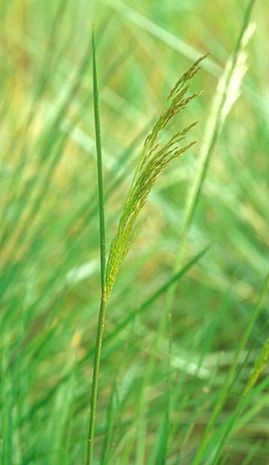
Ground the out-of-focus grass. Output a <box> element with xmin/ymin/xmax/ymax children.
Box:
<box><xmin>0</xmin><ymin>1</ymin><xmax>269</xmax><ymax>464</ymax></box>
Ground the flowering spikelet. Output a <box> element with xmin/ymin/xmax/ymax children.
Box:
<box><xmin>105</xmin><ymin>56</ymin><xmax>205</xmax><ymax>298</ymax></box>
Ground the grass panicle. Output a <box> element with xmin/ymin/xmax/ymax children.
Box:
<box><xmin>105</xmin><ymin>56</ymin><xmax>205</xmax><ymax>298</ymax></box>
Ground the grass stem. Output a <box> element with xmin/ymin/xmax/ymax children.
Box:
<box><xmin>86</xmin><ymin>30</ymin><xmax>107</xmax><ymax>465</ymax></box>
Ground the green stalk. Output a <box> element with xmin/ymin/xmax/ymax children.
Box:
<box><xmin>86</xmin><ymin>31</ymin><xmax>107</xmax><ymax>465</ymax></box>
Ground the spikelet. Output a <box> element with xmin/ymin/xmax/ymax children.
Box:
<box><xmin>105</xmin><ymin>56</ymin><xmax>205</xmax><ymax>299</ymax></box>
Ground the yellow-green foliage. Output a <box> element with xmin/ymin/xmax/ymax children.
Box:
<box><xmin>105</xmin><ymin>57</ymin><xmax>205</xmax><ymax>299</ymax></box>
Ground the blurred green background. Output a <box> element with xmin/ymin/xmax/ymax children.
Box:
<box><xmin>1</xmin><ymin>1</ymin><xmax>269</xmax><ymax>464</ymax></box>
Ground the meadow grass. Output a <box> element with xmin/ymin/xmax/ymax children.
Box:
<box><xmin>1</xmin><ymin>1</ymin><xmax>269</xmax><ymax>464</ymax></box>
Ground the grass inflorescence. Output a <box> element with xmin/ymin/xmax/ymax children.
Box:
<box><xmin>105</xmin><ymin>56</ymin><xmax>205</xmax><ymax>299</ymax></box>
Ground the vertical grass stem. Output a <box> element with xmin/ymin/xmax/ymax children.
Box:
<box><xmin>86</xmin><ymin>30</ymin><xmax>107</xmax><ymax>465</ymax></box>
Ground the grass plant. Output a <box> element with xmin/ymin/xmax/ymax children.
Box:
<box><xmin>88</xmin><ymin>31</ymin><xmax>205</xmax><ymax>464</ymax></box>
<box><xmin>1</xmin><ymin>1</ymin><xmax>269</xmax><ymax>465</ymax></box>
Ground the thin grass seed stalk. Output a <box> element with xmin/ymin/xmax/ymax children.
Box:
<box><xmin>87</xmin><ymin>47</ymin><xmax>205</xmax><ymax>465</ymax></box>
<box><xmin>105</xmin><ymin>55</ymin><xmax>206</xmax><ymax>298</ymax></box>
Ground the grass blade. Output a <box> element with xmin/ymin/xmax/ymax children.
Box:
<box><xmin>190</xmin><ymin>268</ymin><xmax>269</xmax><ymax>465</ymax></box>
